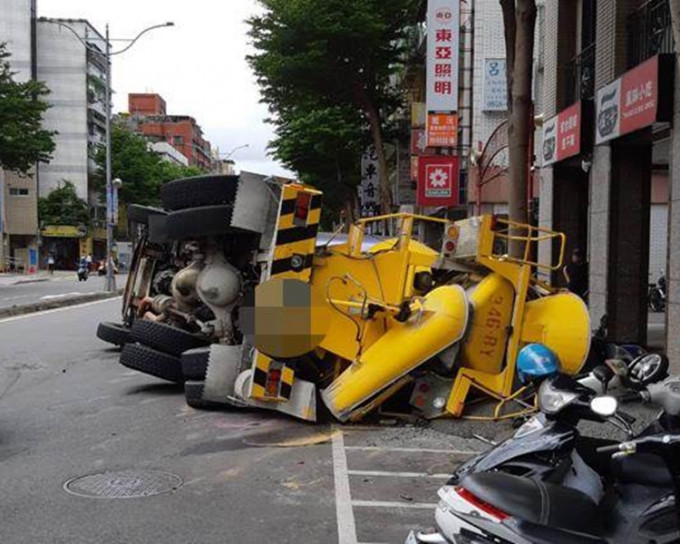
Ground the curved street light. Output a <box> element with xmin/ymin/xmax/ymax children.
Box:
<box><xmin>48</xmin><ymin>20</ymin><xmax>174</xmax><ymax>292</ymax></box>
<box><xmin>224</xmin><ymin>144</ymin><xmax>250</xmax><ymax>159</ymax></box>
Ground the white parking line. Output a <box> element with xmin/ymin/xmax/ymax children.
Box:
<box><xmin>332</xmin><ymin>428</ymin><xmax>358</xmax><ymax>544</ymax></box>
<box><xmin>344</xmin><ymin>446</ymin><xmax>478</xmax><ymax>455</ymax></box>
<box><xmin>348</xmin><ymin>470</ymin><xmax>449</xmax><ymax>479</ymax></box>
<box><xmin>352</xmin><ymin>500</ymin><xmax>438</xmax><ymax>509</ymax></box>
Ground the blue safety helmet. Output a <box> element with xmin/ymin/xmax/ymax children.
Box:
<box><xmin>517</xmin><ymin>344</ymin><xmax>560</xmax><ymax>384</ymax></box>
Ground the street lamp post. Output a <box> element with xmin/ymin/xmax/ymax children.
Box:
<box><xmin>224</xmin><ymin>144</ymin><xmax>250</xmax><ymax>159</ymax></box>
<box><xmin>49</xmin><ymin>20</ymin><xmax>174</xmax><ymax>292</ymax></box>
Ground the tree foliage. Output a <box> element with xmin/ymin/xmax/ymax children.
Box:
<box><xmin>0</xmin><ymin>42</ymin><xmax>56</xmax><ymax>174</ymax></box>
<box><xmin>95</xmin><ymin>122</ymin><xmax>204</xmax><ymax>206</ymax></box>
<box><xmin>271</xmin><ymin>102</ymin><xmax>367</xmax><ymax>226</ymax></box>
<box><xmin>247</xmin><ymin>0</ymin><xmax>419</xmax><ymax>215</ymax></box>
<box><xmin>38</xmin><ymin>181</ymin><xmax>90</xmax><ymax>226</ymax></box>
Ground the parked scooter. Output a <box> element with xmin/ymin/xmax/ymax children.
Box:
<box><xmin>408</xmin><ymin>351</ymin><xmax>673</xmax><ymax>544</ymax></box>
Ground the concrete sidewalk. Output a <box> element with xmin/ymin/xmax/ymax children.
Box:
<box><xmin>0</xmin><ymin>270</ymin><xmax>75</xmax><ymax>287</ymax></box>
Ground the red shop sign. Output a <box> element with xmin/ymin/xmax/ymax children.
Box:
<box><xmin>417</xmin><ymin>156</ymin><xmax>460</xmax><ymax>207</ymax></box>
<box><xmin>596</xmin><ymin>54</ymin><xmax>674</xmax><ymax>144</ymax></box>
<box><xmin>542</xmin><ymin>102</ymin><xmax>582</xmax><ymax>166</ymax></box>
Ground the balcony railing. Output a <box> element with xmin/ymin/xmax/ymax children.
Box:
<box><xmin>565</xmin><ymin>43</ymin><xmax>596</xmax><ymax>105</ymax></box>
<box><xmin>627</xmin><ymin>0</ymin><xmax>674</xmax><ymax>69</ymax></box>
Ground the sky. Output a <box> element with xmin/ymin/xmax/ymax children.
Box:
<box><xmin>38</xmin><ymin>0</ymin><xmax>293</xmax><ymax>177</ymax></box>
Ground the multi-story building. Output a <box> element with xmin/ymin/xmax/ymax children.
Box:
<box><xmin>538</xmin><ymin>0</ymin><xmax>679</xmax><ymax>363</ymax></box>
<box><xmin>36</xmin><ymin>18</ymin><xmax>108</xmax><ymax>205</ymax></box>
<box><xmin>0</xmin><ymin>0</ymin><xmax>40</xmax><ymax>272</ymax></box>
<box><xmin>127</xmin><ymin>93</ymin><xmax>212</xmax><ymax>170</ymax></box>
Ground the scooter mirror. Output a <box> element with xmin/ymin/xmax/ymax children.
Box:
<box><xmin>591</xmin><ymin>396</ymin><xmax>618</xmax><ymax>417</ymax></box>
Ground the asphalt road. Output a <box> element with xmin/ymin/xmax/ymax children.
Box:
<box><xmin>0</xmin><ymin>299</ymin><xmax>479</xmax><ymax>544</ymax></box>
<box><xmin>0</xmin><ymin>274</ymin><xmax>127</xmax><ymax>310</ymax></box>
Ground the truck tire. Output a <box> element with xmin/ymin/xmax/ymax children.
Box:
<box><xmin>130</xmin><ymin>320</ymin><xmax>209</xmax><ymax>357</ymax></box>
<box><xmin>160</xmin><ymin>175</ymin><xmax>239</xmax><ymax>211</ymax></box>
<box><xmin>184</xmin><ymin>380</ymin><xmax>227</xmax><ymax>410</ymax></box>
<box><xmin>164</xmin><ymin>205</ymin><xmax>237</xmax><ymax>240</ymax></box>
<box><xmin>120</xmin><ymin>343</ymin><xmax>184</xmax><ymax>383</ymax></box>
<box><xmin>127</xmin><ymin>204</ymin><xmax>167</xmax><ymax>226</ymax></box>
<box><xmin>96</xmin><ymin>322</ymin><xmax>131</xmax><ymax>347</ymax></box>
<box><xmin>182</xmin><ymin>347</ymin><xmax>211</xmax><ymax>380</ymax></box>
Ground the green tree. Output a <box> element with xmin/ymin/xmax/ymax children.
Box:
<box><xmin>0</xmin><ymin>42</ymin><xmax>56</xmax><ymax>173</ymax></box>
<box><xmin>271</xmin><ymin>102</ymin><xmax>367</xmax><ymax>226</ymax></box>
<box><xmin>94</xmin><ymin>123</ymin><xmax>204</xmax><ymax>206</ymax></box>
<box><xmin>38</xmin><ymin>181</ymin><xmax>90</xmax><ymax>226</ymax></box>
<box><xmin>248</xmin><ymin>0</ymin><xmax>418</xmax><ymax>214</ymax></box>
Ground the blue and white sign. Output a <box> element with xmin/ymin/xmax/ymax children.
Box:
<box><xmin>108</xmin><ymin>183</ymin><xmax>119</xmax><ymax>225</ymax></box>
<box><xmin>482</xmin><ymin>58</ymin><xmax>508</xmax><ymax>111</ymax></box>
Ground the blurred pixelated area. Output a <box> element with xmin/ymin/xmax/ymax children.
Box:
<box><xmin>241</xmin><ymin>278</ymin><xmax>330</xmax><ymax>358</ymax></box>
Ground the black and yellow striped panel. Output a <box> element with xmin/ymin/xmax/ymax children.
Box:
<box><xmin>269</xmin><ymin>186</ymin><xmax>322</xmax><ymax>281</ymax></box>
<box><xmin>250</xmin><ymin>352</ymin><xmax>295</xmax><ymax>401</ymax></box>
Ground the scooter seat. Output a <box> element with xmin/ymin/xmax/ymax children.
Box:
<box><xmin>461</xmin><ymin>472</ymin><xmax>601</xmax><ymax>535</ymax></box>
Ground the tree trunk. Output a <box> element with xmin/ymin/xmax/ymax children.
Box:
<box><xmin>505</xmin><ymin>0</ymin><xmax>536</xmax><ymax>257</ymax></box>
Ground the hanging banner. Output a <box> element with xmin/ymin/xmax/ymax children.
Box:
<box><xmin>595</xmin><ymin>54</ymin><xmax>674</xmax><ymax>144</ymax></box>
<box><xmin>426</xmin><ymin>0</ymin><xmax>460</xmax><ymax>113</ymax></box>
<box><xmin>360</xmin><ymin>148</ymin><xmax>381</xmax><ymax>217</ymax></box>
<box><xmin>417</xmin><ymin>155</ymin><xmax>460</xmax><ymax>207</ymax></box>
<box><xmin>108</xmin><ymin>184</ymin><xmax>119</xmax><ymax>225</ymax></box>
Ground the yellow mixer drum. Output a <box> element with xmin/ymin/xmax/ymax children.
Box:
<box><xmin>520</xmin><ymin>292</ymin><xmax>591</xmax><ymax>375</ymax></box>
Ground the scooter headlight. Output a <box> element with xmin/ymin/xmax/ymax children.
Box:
<box><xmin>538</xmin><ymin>379</ymin><xmax>578</xmax><ymax>414</ymax></box>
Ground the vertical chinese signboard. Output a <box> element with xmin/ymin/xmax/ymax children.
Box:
<box><xmin>417</xmin><ymin>156</ymin><xmax>460</xmax><ymax>207</ymax></box>
<box><xmin>482</xmin><ymin>59</ymin><xmax>507</xmax><ymax>111</ymax></box>
<box><xmin>595</xmin><ymin>54</ymin><xmax>673</xmax><ymax>145</ymax></box>
<box><xmin>542</xmin><ymin>102</ymin><xmax>582</xmax><ymax>166</ymax></box>
<box><xmin>360</xmin><ymin>148</ymin><xmax>381</xmax><ymax>217</ymax></box>
<box><xmin>426</xmin><ymin>0</ymin><xmax>460</xmax><ymax>148</ymax></box>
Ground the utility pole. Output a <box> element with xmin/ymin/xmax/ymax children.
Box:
<box><xmin>104</xmin><ymin>23</ymin><xmax>115</xmax><ymax>292</ymax></box>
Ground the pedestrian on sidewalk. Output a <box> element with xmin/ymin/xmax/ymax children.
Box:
<box><xmin>46</xmin><ymin>254</ymin><xmax>55</xmax><ymax>275</ymax></box>
<box><xmin>563</xmin><ymin>248</ymin><xmax>588</xmax><ymax>302</ymax></box>
<box><xmin>86</xmin><ymin>253</ymin><xmax>93</xmax><ymax>271</ymax></box>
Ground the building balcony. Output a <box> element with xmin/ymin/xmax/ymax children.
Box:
<box><xmin>87</xmin><ymin>108</ymin><xmax>107</xmax><ymax>130</ymax></box>
<box><xmin>565</xmin><ymin>43</ymin><xmax>596</xmax><ymax>106</ymax></box>
<box><xmin>627</xmin><ymin>0</ymin><xmax>674</xmax><ymax>69</ymax></box>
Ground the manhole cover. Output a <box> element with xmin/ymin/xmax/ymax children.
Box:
<box><xmin>64</xmin><ymin>470</ymin><xmax>182</xmax><ymax>499</ymax></box>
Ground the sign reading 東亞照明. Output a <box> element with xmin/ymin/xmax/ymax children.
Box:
<box><xmin>426</xmin><ymin>0</ymin><xmax>460</xmax><ymax>147</ymax></box>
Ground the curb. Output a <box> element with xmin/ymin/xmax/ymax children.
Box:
<box><xmin>12</xmin><ymin>278</ymin><xmax>50</xmax><ymax>286</ymax></box>
<box><xmin>0</xmin><ymin>290</ymin><xmax>123</xmax><ymax>319</ymax></box>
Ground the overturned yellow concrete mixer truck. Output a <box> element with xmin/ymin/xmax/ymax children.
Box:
<box><xmin>108</xmin><ymin>174</ymin><xmax>591</xmax><ymax>422</ymax></box>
